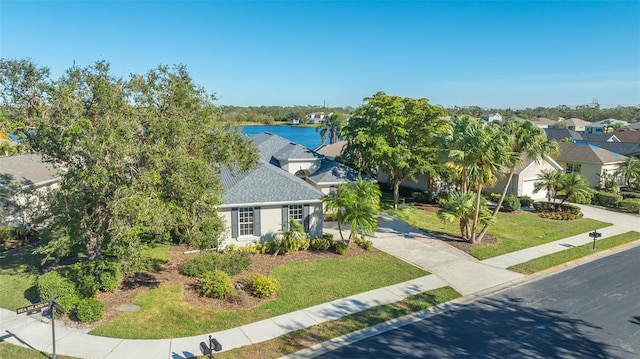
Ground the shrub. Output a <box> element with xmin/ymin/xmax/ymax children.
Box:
<box><xmin>56</xmin><ymin>295</ymin><xmax>80</xmax><ymax>315</ymax></box>
<box><xmin>620</xmin><ymin>198</ymin><xmax>640</xmax><ymax>214</ymax></box>
<box><xmin>591</xmin><ymin>191</ymin><xmax>622</xmax><ymax>208</ymax></box>
<box><xmin>310</xmin><ymin>236</ymin><xmax>333</xmax><ymax>251</ymax></box>
<box><xmin>200</xmin><ymin>270</ymin><xmax>234</xmax><ymax>299</ymax></box>
<box><xmin>76</xmin><ymin>298</ymin><xmax>104</xmax><ymax>322</ymax></box>
<box><xmin>501</xmin><ymin>195</ymin><xmax>521</xmax><ymax>212</ymax></box>
<box><xmin>69</xmin><ymin>260</ymin><xmax>123</xmax><ymax>297</ymax></box>
<box><xmin>322</xmin><ymin>233</ymin><xmax>334</xmax><ymax>241</ymax></box>
<box><xmin>245</xmin><ymin>273</ymin><xmax>279</xmax><ymax>298</ymax></box>
<box><xmin>539</xmin><ymin>211</ymin><xmax>583</xmax><ymax>220</ymax></box>
<box><xmin>518</xmin><ymin>196</ymin><xmax>534</xmax><ymax>208</ymax></box>
<box><xmin>36</xmin><ymin>270</ymin><xmax>79</xmax><ymax>302</ymax></box>
<box><xmin>360</xmin><ymin>239</ymin><xmax>373</xmax><ymax>251</ymax></box>
<box><xmin>570</xmin><ymin>188</ymin><xmax>595</xmax><ymax>204</ymax></box>
<box><xmin>621</xmin><ymin>191</ymin><xmax>640</xmax><ymax>199</ymax></box>
<box><xmin>182</xmin><ymin>250</ymin><xmax>251</xmax><ymax>277</ymax></box>
<box><xmin>334</xmin><ymin>241</ymin><xmax>349</xmax><ymax>255</ymax></box>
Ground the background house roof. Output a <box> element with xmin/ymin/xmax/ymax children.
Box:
<box><xmin>308</xmin><ymin>158</ymin><xmax>361</xmax><ymax>184</ymax></box>
<box><xmin>220</xmin><ymin>159</ymin><xmax>324</xmax><ymax>206</ymax></box>
<box><xmin>314</xmin><ymin>140</ymin><xmax>347</xmax><ymax>159</ymax></box>
<box><xmin>252</xmin><ymin>132</ymin><xmax>321</xmax><ymax>165</ymax></box>
<box><xmin>558</xmin><ymin>142</ymin><xmax>627</xmax><ymax>165</ymax></box>
<box><xmin>574</xmin><ymin>141</ymin><xmax>640</xmax><ymax>158</ymax></box>
<box><xmin>0</xmin><ymin>153</ymin><xmax>60</xmax><ymax>189</ymax></box>
<box><xmin>563</xmin><ymin>118</ymin><xmax>591</xmax><ymax>127</ymax></box>
<box><xmin>510</xmin><ymin>155</ymin><xmax>562</xmax><ymax>175</ymax></box>
<box><xmin>544</xmin><ymin>128</ymin><xmax>584</xmax><ymax>142</ymax></box>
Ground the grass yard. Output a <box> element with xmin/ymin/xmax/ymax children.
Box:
<box><xmin>213</xmin><ymin>286</ymin><xmax>461</xmax><ymax>359</ymax></box>
<box><xmin>0</xmin><ymin>342</ymin><xmax>80</xmax><ymax>359</ymax></box>
<box><xmin>390</xmin><ymin>206</ymin><xmax>611</xmax><ymax>260</ymax></box>
<box><xmin>508</xmin><ymin>231</ymin><xmax>640</xmax><ymax>274</ymax></box>
<box><xmin>0</xmin><ymin>248</ymin><xmax>43</xmax><ymax>310</ymax></box>
<box><xmin>91</xmin><ymin>252</ymin><xmax>428</xmax><ymax>339</ymax></box>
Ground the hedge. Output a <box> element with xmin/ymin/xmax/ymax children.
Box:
<box><xmin>591</xmin><ymin>191</ymin><xmax>622</xmax><ymax>208</ymax></box>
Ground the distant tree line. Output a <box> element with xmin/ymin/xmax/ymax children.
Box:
<box><xmin>447</xmin><ymin>105</ymin><xmax>640</xmax><ymax>123</ymax></box>
<box><xmin>220</xmin><ymin>105</ymin><xmax>353</xmax><ymax>125</ymax></box>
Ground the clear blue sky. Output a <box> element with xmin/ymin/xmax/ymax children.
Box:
<box><xmin>1</xmin><ymin>1</ymin><xmax>639</xmax><ymax>109</ymax></box>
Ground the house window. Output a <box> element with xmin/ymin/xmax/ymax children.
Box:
<box><xmin>289</xmin><ymin>204</ymin><xmax>303</xmax><ymax>224</ymax></box>
<box><xmin>565</xmin><ymin>163</ymin><xmax>581</xmax><ymax>174</ymax></box>
<box><xmin>238</xmin><ymin>208</ymin><xmax>254</xmax><ymax>236</ymax></box>
<box><xmin>329</xmin><ymin>185</ymin><xmax>337</xmax><ymax>195</ymax></box>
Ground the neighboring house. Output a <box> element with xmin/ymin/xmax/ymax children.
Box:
<box><xmin>557</xmin><ymin>142</ymin><xmax>627</xmax><ymax>188</ymax></box>
<box><xmin>627</xmin><ymin>122</ymin><xmax>640</xmax><ymax>130</ymax></box>
<box><xmin>481</xmin><ymin>113</ymin><xmax>502</xmax><ymax>124</ymax></box>
<box><xmin>314</xmin><ymin>140</ymin><xmax>347</xmax><ymax>160</ymax></box>
<box><xmin>486</xmin><ymin>155</ymin><xmax>563</xmax><ymax>200</ymax></box>
<box><xmin>529</xmin><ymin>117</ymin><xmax>558</xmax><ymax>129</ymax></box>
<box><xmin>0</xmin><ymin>153</ymin><xmax>61</xmax><ymax>225</ymax></box>
<box><xmin>585</xmin><ymin>119</ymin><xmax>629</xmax><ymax>134</ymax></box>
<box><xmin>544</xmin><ymin>128</ymin><xmax>584</xmax><ymax>142</ymax></box>
<box><xmin>597</xmin><ymin>128</ymin><xmax>640</xmax><ymax>144</ymax></box>
<box><xmin>578</xmin><ymin>141</ymin><xmax>640</xmax><ymax>159</ymax></box>
<box><xmin>219</xmin><ymin>160</ymin><xmax>325</xmax><ymax>246</ymax></box>
<box><xmin>562</xmin><ymin>118</ymin><xmax>591</xmax><ymax>132</ymax></box>
<box><xmin>306</xmin><ymin>112</ymin><xmax>332</xmax><ymax>124</ymax></box>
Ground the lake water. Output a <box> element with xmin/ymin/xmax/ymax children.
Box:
<box><xmin>240</xmin><ymin>125</ymin><xmax>323</xmax><ymax>149</ymax></box>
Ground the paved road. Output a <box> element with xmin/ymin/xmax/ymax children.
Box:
<box><xmin>310</xmin><ymin>245</ymin><xmax>640</xmax><ymax>359</ymax></box>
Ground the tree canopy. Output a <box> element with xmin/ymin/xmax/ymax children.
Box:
<box><xmin>0</xmin><ymin>59</ymin><xmax>259</xmax><ymax>272</ymax></box>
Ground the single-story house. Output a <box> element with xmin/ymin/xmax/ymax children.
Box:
<box><xmin>557</xmin><ymin>142</ymin><xmax>627</xmax><ymax>188</ymax></box>
<box><xmin>486</xmin><ymin>155</ymin><xmax>563</xmax><ymax>200</ymax></box>
<box><xmin>481</xmin><ymin>113</ymin><xmax>503</xmax><ymax>124</ymax></box>
<box><xmin>529</xmin><ymin>117</ymin><xmax>558</xmax><ymax>129</ymax></box>
<box><xmin>0</xmin><ymin>153</ymin><xmax>61</xmax><ymax>226</ymax></box>
<box><xmin>585</xmin><ymin>119</ymin><xmax>629</xmax><ymax>134</ymax></box>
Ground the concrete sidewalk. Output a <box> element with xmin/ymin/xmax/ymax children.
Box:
<box><xmin>1</xmin><ymin>204</ymin><xmax>637</xmax><ymax>359</ymax></box>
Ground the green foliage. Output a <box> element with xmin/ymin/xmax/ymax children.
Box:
<box><xmin>437</xmin><ymin>191</ymin><xmax>494</xmax><ymax>241</ymax></box>
<box><xmin>274</xmin><ymin>218</ymin><xmax>309</xmax><ymax>254</ymax></box>
<box><xmin>354</xmin><ymin>237</ymin><xmax>373</xmax><ymax>251</ymax></box>
<box><xmin>620</xmin><ymin>199</ymin><xmax>640</xmax><ymax>214</ymax></box>
<box><xmin>310</xmin><ymin>236</ymin><xmax>333</xmax><ymax>251</ymax></box>
<box><xmin>501</xmin><ymin>195</ymin><xmax>521</xmax><ymax>212</ymax></box>
<box><xmin>70</xmin><ymin>260</ymin><xmax>123</xmax><ymax>297</ymax></box>
<box><xmin>199</xmin><ymin>270</ymin><xmax>233</xmax><ymax>299</ymax></box>
<box><xmin>245</xmin><ymin>272</ymin><xmax>280</xmax><ymax>298</ymax></box>
<box><xmin>334</xmin><ymin>241</ymin><xmax>349</xmax><ymax>255</ymax></box>
<box><xmin>518</xmin><ymin>196</ymin><xmax>534</xmax><ymax>208</ymax></box>
<box><xmin>621</xmin><ymin>191</ymin><xmax>640</xmax><ymax>199</ymax></box>
<box><xmin>538</xmin><ymin>211</ymin><xmax>584</xmax><ymax>220</ymax></box>
<box><xmin>181</xmin><ymin>250</ymin><xmax>251</xmax><ymax>277</ymax></box>
<box><xmin>592</xmin><ymin>191</ymin><xmax>622</xmax><ymax>208</ymax></box>
<box><xmin>56</xmin><ymin>295</ymin><xmax>80</xmax><ymax>314</ymax></box>
<box><xmin>36</xmin><ymin>270</ymin><xmax>79</xmax><ymax>302</ymax></box>
<box><xmin>570</xmin><ymin>188</ymin><xmax>595</xmax><ymax>204</ymax></box>
<box><xmin>76</xmin><ymin>298</ymin><xmax>105</xmax><ymax>323</ymax></box>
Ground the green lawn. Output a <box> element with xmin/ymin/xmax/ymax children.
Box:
<box><xmin>0</xmin><ymin>248</ymin><xmax>43</xmax><ymax>310</ymax></box>
<box><xmin>91</xmin><ymin>252</ymin><xmax>428</xmax><ymax>339</ymax></box>
<box><xmin>0</xmin><ymin>342</ymin><xmax>80</xmax><ymax>359</ymax></box>
<box><xmin>390</xmin><ymin>206</ymin><xmax>612</xmax><ymax>260</ymax></box>
<box><xmin>508</xmin><ymin>231</ymin><xmax>640</xmax><ymax>274</ymax></box>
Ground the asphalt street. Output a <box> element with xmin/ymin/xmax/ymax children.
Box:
<box><xmin>313</xmin><ymin>245</ymin><xmax>640</xmax><ymax>359</ymax></box>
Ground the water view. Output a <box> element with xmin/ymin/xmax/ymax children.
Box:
<box><xmin>240</xmin><ymin>125</ymin><xmax>323</xmax><ymax>149</ymax></box>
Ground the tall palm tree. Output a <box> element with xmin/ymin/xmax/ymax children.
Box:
<box><xmin>615</xmin><ymin>157</ymin><xmax>640</xmax><ymax>188</ymax></box>
<box><xmin>316</xmin><ymin>112</ymin><xmax>346</xmax><ymax>145</ymax></box>
<box><xmin>558</xmin><ymin>172</ymin><xmax>591</xmax><ymax>205</ymax></box>
<box><xmin>533</xmin><ymin>169</ymin><xmax>564</xmax><ymax>206</ymax></box>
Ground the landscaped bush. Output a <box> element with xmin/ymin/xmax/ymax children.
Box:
<box><xmin>310</xmin><ymin>236</ymin><xmax>333</xmax><ymax>251</ymax></box>
<box><xmin>68</xmin><ymin>260</ymin><xmax>123</xmax><ymax>297</ymax></box>
<box><xmin>36</xmin><ymin>270</ymin><xmax>79</xmax><ymax>302</ymax></box>
<box><xmin>591</xmin><ymin>191</ymin><xmax>622</xmax><ymax>208</ymax></box>
<box><xmin>538</xmin><ymin>211</ymin><xmax>584</xmax><ymax>220</ymax></box>
<box><xmin>620</xmin><ymin>198</ymin><xmax>640</xmax><ymax>214</ymax></box>
<box><xmin>411</xmin><ymin>191</ymin><xmax>429</xmax><ymax>203</ymax></box>
<box><xmin>56</xmin><ymin>295</ymin><xmax>80</xmax><ymax>314</ymax></box>
<box><xmin>501</xmin><ymin>195</ymin><xmax>521</xmax><ymax>212</ymax></box>
<box><xmin>245</xmin><ymin>273</ymin><xmax>279</xmax><ymax>298</ymax></box>
<box><xmin>200</xmin><ymin>270</ymin><xmax>234</xmax><ymax>299</ymax></box>
<box><xmin>621</xmin><ymin>191</ymin><xmax>640</xmax><ymax>199</ymax></box>
<box><xmin>518</xmin><ymin>196</ymin><xmax>534</xmax><ymax>208</ymax></box>
<box><xmin>334</xmin><ymin>241</ymin><xmax>349</xmax><ymax>255</ymax></box>
<box><xmin>533</xmin><ymin>202</ymin><xmax>583</xmax><ymax>220</ymax></box>
<box><xmin>360</xmin><ymin>239</ymin><xmax>373</xmax><ymax>251</ymax></box>
<box><xmin>181</xmin><ymin>250</ymin><xmax>251</xmax><ymax>277</ymax></box>
<box><xmin>76</xmin><ymin>298</ymin><xmax>104</xmax><ymax>323</ymax></box>
<box><xmin>570</xmin><ymin>188</ymin><xmax>595</xmax><ymax>204</ymax></box>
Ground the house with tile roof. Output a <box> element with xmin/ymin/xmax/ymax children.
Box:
<box><xmin>557</xmin><ymin>142</ymin><xmax>627</xmax><ymax>188</ymax></box>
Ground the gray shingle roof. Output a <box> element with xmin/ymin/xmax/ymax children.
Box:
<box><xmin>558</xmin><ymin>142</ymin><xmax>627</xmax><ymax>165</ymax></box>
<box><xmin>544</xmin><ymin>128</ymin><xmax>583</xmax><ymax>142</ymax></box>
<box><xmin>0</xmin><ymin>154</ymin><xmax>60</xmax><ymax>189</ymax></box>
<box><xmin>252</xmin><ymin>132</ymin><xmax>320</xmax><ymax>164</ymax></box>
<box><xmin>220</xmin><ymin>159</ymin><xmax>324</xmax><ymax>207</ymax></box>
<box><xmin>308</xmin><ymin>158</ymin><xmax>361</xmax><ymax>184</ymax></box>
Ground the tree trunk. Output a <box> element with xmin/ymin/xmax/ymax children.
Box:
<box><xmin>85</xmin><ymin>234</ymin><xmax>102</xmax><ymax>260</ymax></box>
<box><xmin>492</xmin><ymin>169</ymin><xmax>515</xmax><ymax>217</ymax></box>
<box><xmin>393</xmin><ymin>180</ymin><xmax>401</xmax><ymax>210</ymax></box>
<box><xmin>470</xmin><ymin>179</ymin><xmax>483</xmax><ymax>244</ymax></box>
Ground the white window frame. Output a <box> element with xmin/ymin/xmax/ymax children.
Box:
<box><xmin>238</xmin><ymin>207</ymin><xmax>254</xmax><ymax>236</ymax></box>
<box><xmin>289</xmin><ymin>204</ymin><xmax>303</xmax><ymax>224</ymax></box>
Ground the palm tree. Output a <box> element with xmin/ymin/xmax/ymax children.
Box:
<box><xmin>558</xmin><ymin>172</ymin><xmax>591</xmax><ymax>205</ymax></box>
<box><xmin>615</xmin><ymin>157</ymin><xmax>640</xmax><ymax>188</ymax></box>
<box><xmin>316</xmin><ymin>112</ymin><xmax>346</xmax><ymax>145</ymax></box>
<box><xmin>437</xmin><ymin>191</ymin><xmax>494</xmax><ymax>241</ymax></box>
<box><xmin>322</xmin><ymin>176</ymin><xmax>381</xmax><ymax>244</ymax></box>
<box><xmin>533</xmin><ymin>169</ymin><xmax>564</xmax><ymax>207</ymax></box>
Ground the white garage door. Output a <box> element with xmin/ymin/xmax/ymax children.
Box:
<box><xmin>522</xmin><ymin>179</ymin><xmax>546</xmax><ymax>200</ymax></box>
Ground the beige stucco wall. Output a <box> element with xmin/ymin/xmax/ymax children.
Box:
<box><xmin>280</xmin><ymin>159</ymin><xmax>320</xmax><ymax>175</ymax></box>
<box><xmin>556</xmin><ymin>161</ymin><xmax>622</xmax><ymax>188</ymax></box>
<box><xmin>221</xmin><ymin>202</ymin><xmax>324</xmax><ymax>247</ymax></box>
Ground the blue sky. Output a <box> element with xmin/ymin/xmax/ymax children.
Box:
<box><xmin>1</xmin><ymin>1</ymin><xmax>639</xmax><ymax>109</ymax></box>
